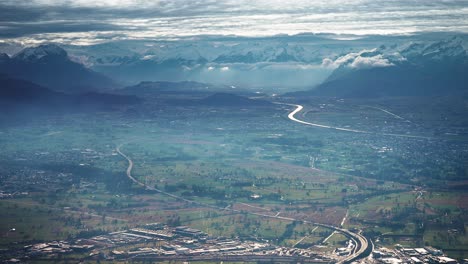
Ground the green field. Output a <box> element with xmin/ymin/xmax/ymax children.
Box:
<box><xmin>1</xmin><ymin>95</ymin><xmax>467</xmax><ymax>260</ymax></box>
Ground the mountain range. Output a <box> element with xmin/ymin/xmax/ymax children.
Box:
<box><xmin>60</xmin><ymin>36</ymin><xmax>365</xmax><ymax>87</ymax></box>
<box><xmin>1</xmin><ymin>36</ymin><xmax>467</xmax><ymax>102</ymax></box>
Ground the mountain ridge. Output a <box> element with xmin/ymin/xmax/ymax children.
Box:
<box><xmin>0</xmin><ymin>44</ymin><xmax>118</xmax><ymax>93</ymax></box>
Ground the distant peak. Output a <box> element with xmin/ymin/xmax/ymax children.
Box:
<box><xmin>448</xmin><ymin>35</ymin><xmax>464</xmax><ymax>45</ymax></box>
<box><xmin>421</xmin><ymin>38</ymin><xmax>466</xmax><ymax>59</ymax></box>
<box><xmin>430</xmin><ymin>37</ymin><xmax>464</xmax><ymax>50</ymax></box>
<box><xmin>13</xmin><ymin>44</ymin><xmax>68</xmax><ymax>61</ymax></box>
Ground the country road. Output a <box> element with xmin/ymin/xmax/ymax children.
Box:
<box><xmin>365</xmin><ymin>105</ymin><xmax>413</xmax><ymax>124</ymax></box>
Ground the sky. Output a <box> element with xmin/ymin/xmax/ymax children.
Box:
<box><xmin>1</xmin><ymin>0</ymin><xmax>468</xmax><ymax>45</ymax></box>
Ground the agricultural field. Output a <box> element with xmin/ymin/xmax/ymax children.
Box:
<box><xmin>1</xmin><ymin>94</ymin><xmax>467</xmax><ymax>260</ymax></box>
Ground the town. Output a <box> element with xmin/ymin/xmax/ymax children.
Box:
<box><xmin>5</xmin><ymin>221</ymin><xmax>464</xmax><ymax>264</ymax></box>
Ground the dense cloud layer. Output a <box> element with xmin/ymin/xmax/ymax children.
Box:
<box><xmin>0</xmin><ymin>0</ymin><xmax>468</xmax><ymax>44</ymax></box>
<box><xmin>322</xmin><ymin>49</ymin><xmax>396</xmax><ymax>69</ymax></box>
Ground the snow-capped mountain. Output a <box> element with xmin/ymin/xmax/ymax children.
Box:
<box><xmin>62</xmin><ymin>35</ymin><xmax>368</xmax><ymax>69</ymax></box>
<box><xmin>0</xmin><ymin>44</ymin><xmax>117</xmax><ymax>92</ymax></box>
<box><xmin>13</xmin><ymin>44</ymin><xmax>68</xmax><ymax>62</ymax></box>
<box><xmin>400</xmin><ymin>37</ymin><xmax>467</xmax><ymax>61</ymax></box>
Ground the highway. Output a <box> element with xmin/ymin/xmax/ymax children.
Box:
<box><xmin>116</xmin><ymin>142</ymin><xmax>372</xmax><ymax>263</ymax></box>
<box><xmin>281</xmin><ymin>102</ymin><xmax>433</xmax><ymax>140</ymax></box>
<box><xmin>285</xmin><ymin>103</ymin><xmax>368</xmax><ymax>133</ymax></box>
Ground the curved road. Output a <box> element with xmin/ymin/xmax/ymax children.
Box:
<box><xmin>282</xmin><ymin>103</ymin><xmax>432</xmax><ymax>140</ymax></box>
<box><xmin>116</xmin><ymin>142</ymin><xmax>371</xmax><ymax>263</ymax></box>
<box><xmin>287</xmin><ymin>104</ymin><xmax>368</xmax><ymax>133</ymax></box>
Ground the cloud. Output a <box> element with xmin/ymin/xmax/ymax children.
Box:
<box><xmin>321</xmin><ymin>58</ymin><xmax>335</xmax><ymax>68</ymax></box>
<box><xmin>220</xmin><ymin>66</ymin><xmax>230</xmax><ymax>71</ymax></box>
<box><xmin>0</xmin><ymin>0</ymin><xmax>467</xmax><ymax>43</ymax></box>
<box><xmin>323</xmin><ymin>48</ymin><xmax>395</xmax><ymax>69</ymax></box>
<box><xmin>348</xmin><ymin>54</ymin><xmax>393</xmax><ymax>69</ymax></box>
<box><xmin>141</xmin><ymin>55</ymin><xmax>155</xmax><ymax>60</ymax></box>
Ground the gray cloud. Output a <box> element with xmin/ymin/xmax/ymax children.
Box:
<box><xmin>0</xmin><ymin>20</ymin><xmax>125</xmax><ymax>38</ymax></box>
<box><xmin>1</xmin><ymin>0</ymin><xmax>468</xmax><ymax>44</ymax></box>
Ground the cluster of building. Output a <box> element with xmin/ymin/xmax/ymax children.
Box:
<box><xmin>0</xmin><ymin>165</ymin><xmax>74</xmax><ymax>194</ymax></box>
<box><xmin>0</xmin><ymin>191</ymin><xmax>28</xmax><ymax>199</ymax></box>
<box><xmin>18</xmin><ymin>240</ymin><xmax>95</xmax><ymax>259</ymax></box>
<box><xmin>335</xmin><ymin>240</ymin><xmax>355</xmax><ymax>256</ymax></box>
<box><xmin>373</xmin><ymin>245</ymin><xmax>460</xmax><ymax>264</ymax></box>
<box><xmin>7</xmin><ymin>222</ymin><xmax>334</xmax><ymax>263</ymax></box>
<box><xmin>91</xmin><ymin>223</ymin><xmax>332</xmax><ymax>261</ymax></box>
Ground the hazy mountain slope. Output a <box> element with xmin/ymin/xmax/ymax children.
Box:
<box><xmin>0</xmin><ymin>75</ymin><xmax>140</xmax><ymax>111</ymax></box>
<box><xmin>291</xmin><ymin>37</ymin><xmax>468</xmax><ymax>98</ymax></box>
<box><xmin>314</xmin><ymin>62</ymin><xmax>468</xmax><ymax>98</ymax></box>
<box><xmin>196</xmin><ymin>93</ymin><xmax>272</xmax><ymax>107</ymax></box>
<box><xmin>118</xmin><ymin>81</ymin><xmax>217</xmax><ymax>95</ymax></box>
<box><xmin>118</xmin><ymin>81</ymin><xmax>257</xmax><ymax>98</ymax></box>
